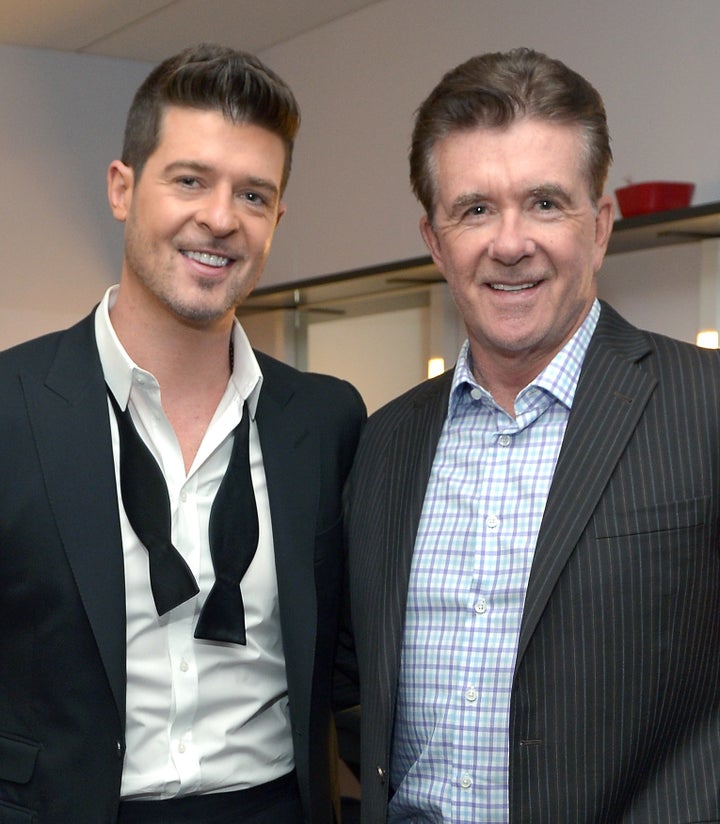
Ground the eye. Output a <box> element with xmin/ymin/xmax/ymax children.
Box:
<box><xmin>243</xmin><ymin>191</ymin><xmax>266</xmax><ymax>205</ymax></box>
<box><xmin>536</xmin><ymin>198</ymin><xmax>556</xmax><ymax>210</ymax></box>
<box><xmin>176</xmin><ymin>176</ymin><xmax>201</xmax><ymax>189</ymax></box>
<box><xmin>239</xmin><ymin>189</ymin><xmax>278</xmax><ymax>211</ymax></box>
<box><xmin>463</xmin><ymin>204</ymin><xmax>487</xmax><ymax>219</ymax></box>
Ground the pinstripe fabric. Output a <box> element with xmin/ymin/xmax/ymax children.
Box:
<box><xmin>345</xmin><ymin>301</ymin><xmax>720</xmax><ymax>823</ymax></box>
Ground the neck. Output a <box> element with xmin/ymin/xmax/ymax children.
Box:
<box><xmin>110</xmin><ymin>287</ymin><xmax>235</xmax><ymax>393</ymax></box>
<box><xmin>470</xmin><ymin>351</ymin><xmax>546</xmax><ymax>419</ymax></box>
<box><xmin>111</xmin><ymin>306</ymin><xmax>236</xmax><ymax>472</ymax></box>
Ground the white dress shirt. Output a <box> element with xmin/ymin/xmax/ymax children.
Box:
<box><xmin>95</xmin><ymin>286</ymin><xmax>294</xmax><ymax>800</ymax></box>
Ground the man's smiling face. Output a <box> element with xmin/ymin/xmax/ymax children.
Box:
<box><xmin>421</xmin><ymin>116</ymin><xmax>613</xmax><ymax>380</ymax></box>
<box><xmin>108</xmin><ymin>105</ymin><xmax>286</xmax><ymax>328</ymax></box>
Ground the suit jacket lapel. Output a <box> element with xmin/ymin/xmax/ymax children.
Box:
<box><xmin>516</xmin><ymin>304</ymin><xmax>656</xmax><ymax>664</ymax></box>
<box><xmin>376</xmin><ymin>374</ymin><xmax>452</xmax><ymax>698</ymax></box>
<box><xmin>254</xmin><ymin>366</ymin><xmax>318</xmax><ymax>715</ymax></box>
<box><xmin>21</xmin><ymin>314</ymin><xmax>126</xmax><ymax>720</ymax></box>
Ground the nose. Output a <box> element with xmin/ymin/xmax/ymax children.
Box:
<box><xmin>488</xmin><ymin>211</ymin><xmax>535</xmax><ymax>264</ymax></box>
<box><xmin>195</xmin><ymin>187</ymin><xmax>240</xmax><ymax>237</ymax></box>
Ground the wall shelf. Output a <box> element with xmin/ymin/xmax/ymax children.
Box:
<box><xmin>607</xmin><ymin>200</ymin><xmax>720</xmax><ymax>255</ymax></box>
<box><xmin>240</xmin><ymin>201</ymin><xmax>720</xmax><ymax>316</ymax></box>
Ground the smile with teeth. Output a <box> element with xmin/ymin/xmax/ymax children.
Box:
<box><xmin>182</xmin><ymin>250</ymin><xmax>231</xmax><ymax>268</ymax></box>
<box><xmin>490</xmin><ymin>281</ymin><xmax>538</xmax><ymax>292</ymax></box>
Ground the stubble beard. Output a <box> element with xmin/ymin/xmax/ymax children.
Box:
<box><xmin>124</xmin><ymin>225</ymin><xmax>259</xmax><ymax>325</ymax></box>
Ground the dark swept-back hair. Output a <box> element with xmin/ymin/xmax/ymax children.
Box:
<box><xmin>121</xmin><ymin>43</ymin><xmax>300</xmax><ymax>193</ymax></box>
<box><xmin>410</xmin><ymin>47</ymin><xmax>612</xmax><ymax>217</ymax></box>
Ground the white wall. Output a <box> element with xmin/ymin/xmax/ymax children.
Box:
<box><xmin>261</xmin><ymin>0</ymin><xmax>720</xmax><ymax>288</ymax></box>
<box><xmin>257</xmin><ymin>0</ymin><xmax>720</xmax><ymax>348</ymax></box>
<box><xmin>598</xmin><ymin>245</ymin><xmax>703</xmax><ymax>344</ymax></box>
<box><xmin>308</xmin><ymin>306</ymin><xmax>429</xmax><ymax>413</ymax></box>
<box><xmin>3</xmin><ymin>0</ymin><xmax>720</xmax><ymax>348</ymax></box>
<box><xmin>0</xmin><ymin>45</ymin><xmax>151</xmax><ymax>347</ymax></box>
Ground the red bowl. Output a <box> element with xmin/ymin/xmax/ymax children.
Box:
<box><xmin>615</xmin><ymin>181</ymin><xmax>694</xmax><ymax>218</ymax></box>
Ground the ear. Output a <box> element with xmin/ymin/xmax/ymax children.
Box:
<box><xmin>419</xmin><ymin>213</ymin><xmax>445</xmax><ymax>272</ymax></box>
<box><xmin>592</xmin><ymin>194</ymin><xmax>615</xmax><ymax>272</ymax></box>
<box><xmin>107</xmin><ymin>160</ymin><xmax>134</xmax><ymax>222</ymax></box>
<box><xmin>275</xmin><ymin>201</ymin><xmax>286</xmax><ymax>227</ymax></box>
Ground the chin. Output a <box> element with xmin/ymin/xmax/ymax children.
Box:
<box><xmin>168</xmin><ymin>298</ymin><xmax>232</xmax><ymax>325</ymax></box>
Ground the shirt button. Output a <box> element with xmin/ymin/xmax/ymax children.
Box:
<box><xmin>460</xmin><ymin>774</ymin><xmax>473</xmax><ymax>789</ymax></box>
<box><xmin>470</xmin><ymin>388</ymin><xmax>482</xmax><ymax>401</ymax></box>
<box><xmin>474</xmin><ymin>598</ymin><xmax>488</xmax><ymax>615</ymax></box>
<box><xmin>180</xmin><ymin>659</ymin><xmax>189</xmax><ymax>672</ymax></box>
<box><xmin>498</xmin><ymin>434</ymin><xmax>511</xmax><ymax>447</ymax></box>
<box><xmin>465</xmin><ymin>687</ymin><xmax>478</xmax><ymax>702</ymax></box>
<box><xmin>486</xmin><ymin>514</ymin><xmax>499</xmax><ymax>530</ymax></box>
<box><xmin>178</xmin><ymin>741</ymin><xmax>186</xmax><ymax>754</ymax></box>
<box><xmin>180</xmin><ymin>491</ymin><xmax>188</xmax><ymax>503</ymax></box>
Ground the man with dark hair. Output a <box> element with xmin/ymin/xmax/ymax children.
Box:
<box><xmin>345</xmin><ymin>47</ymin><xmax>720</xmax><ymax>822</ymax></box>
<box><xmin>121</xmin><ymin>44</ymin><xmax>299</xmax><ymax>191</ymax></box>
<box><xmin>0</xmin><ymin>44</ymin><xmax>364</xmax><ymax>823</ymax></box>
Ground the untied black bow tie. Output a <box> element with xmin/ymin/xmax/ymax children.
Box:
<box><xmin>108</xmin><ymin>391</ymin><xmax>259</xmax><ymax>644</ymax></box>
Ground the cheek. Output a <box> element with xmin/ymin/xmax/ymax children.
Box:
<box><xmin>445</xmin><ymin>272</ymin><xmax>483</xmax><ymax>315</ymax></box>
<box><xmin>440</xmin><ymin>244</ymin><xmax>482</xmax><ymax>288</ymax></box>
<box><xmin>551</xmin><ymin>234</ymin><xmax>596</xmax><ymax>278</ymax></box>
<box><xmin>248</xmin><ymin>220</ymin><xmax>277</xmax><ymax>253</ymax></box>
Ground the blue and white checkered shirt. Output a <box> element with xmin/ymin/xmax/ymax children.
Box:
<box><xmin>389</xmin><ymin>301</ymin><xmax>600</xmax><ymax>823</ymax></box>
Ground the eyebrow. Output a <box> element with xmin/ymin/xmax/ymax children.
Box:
<box><xmin>447</xmin><ymin>191</ymin><xmax>488</xmax><ymax>220</ymax></box>
<box><xmin>447</xmin><ymin>183</ymin><xmax>573</xmax><ymax>219</ymax></box>
<box><xmin>527</xmin><ymin>184</ymin><xmax>572</xmax><ymax>202</ymax></box>
<box><xmin>163</xmin><ymin>160</ymin><xmax>280</xmax><ymax>198</ymax></box>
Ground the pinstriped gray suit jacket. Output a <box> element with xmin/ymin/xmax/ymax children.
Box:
<box><xmin>345</xmin><ymin>301</ymin><xmax>720</xmax><ymax>823</ymax></box>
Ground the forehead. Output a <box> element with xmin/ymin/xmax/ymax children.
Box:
<box><xmin>151</xmin><ymin>105</ymin><xmax>285</xmax><ymax>170</ymax></box>
<box><xmin>432</xmin><ymin>119</ymin><xmax>587</xmax><ymax>192</ymax></box>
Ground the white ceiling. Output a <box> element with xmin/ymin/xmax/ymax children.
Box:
<box><xmin>0</xmin><ymin>0</ymin><xmax>381</xmax><ymax>62</ymax></box>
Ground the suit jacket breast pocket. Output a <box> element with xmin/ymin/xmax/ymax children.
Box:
<box><xmin>590</xmin><ymin>496</ymin><xmax>713</xmax><ymax>603</ymax></box>
<box><xmin>593</xmin><ymin>496</ymin><xmax>709</xmax><ymax>541</ymax></box>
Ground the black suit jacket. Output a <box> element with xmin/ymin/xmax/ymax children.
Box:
<box><xmin>0</xmin><ymin>311</ymin><xmax>365</xmax><ymax>824</ymax></box>
<box><xmin>345</xmin><ymin>302</ymin><xmax>720</xmax><ymax>823</ymax></box>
